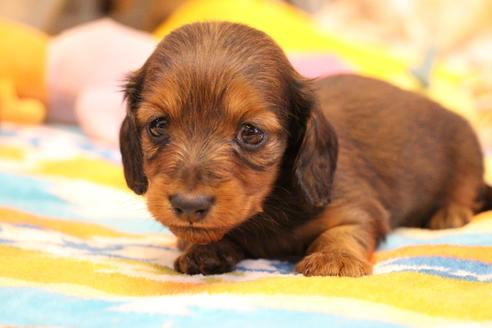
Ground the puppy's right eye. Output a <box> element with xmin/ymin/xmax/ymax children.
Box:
<box><xmin>147</xmin><ymin>117</ymin><xmax>169</xmax><ymax>140</ymax></box>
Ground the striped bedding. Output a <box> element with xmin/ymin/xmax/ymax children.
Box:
<box><xmin>1</xmin><ymin>123</ymin><xmax>491</xmax><ymax>327</ymax></box>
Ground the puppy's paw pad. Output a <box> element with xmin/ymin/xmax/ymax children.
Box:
<box><xmin>174</xmin><ymin>245</ymin><xmax>235</xmax><ymax>275</ymax></box>
<box><xmin>296</xmin><ymin>252</ymin><xmax>371</xmax><ymax>277</ymax></box>
<box><xmin>429</xmin><ymin>204</ymin><xmax>472</xmax><ymax>230</ymax></box>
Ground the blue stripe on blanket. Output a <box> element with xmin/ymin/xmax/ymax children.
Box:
<box><xmin>0</xmin><ymin>173</ymin><xmax>72</xmax><ymax>217</ymax></box>
<box><xmin>0</xmin><ymin>172</ymin><xmax>162</xmax><ymax>233</ymax></box>
<box><xmin>0</xmin><ymin>287</ymin><xmax>402</xmax><ymax>328</ymax></box>
<box><xmin>377</xmin><ymin>256</ymin><xmax>492</xmax><ymax>282</ymax></box>
<box><xmin>380</xmin><ymin>233</ymin><xmax>492</xmax><ymax>250</ymax></box>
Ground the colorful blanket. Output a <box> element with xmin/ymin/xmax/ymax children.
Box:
<box><xmin>1</xmin><ymin>123</ymin><xmax>492</xmax><ymax>327</ymax></box>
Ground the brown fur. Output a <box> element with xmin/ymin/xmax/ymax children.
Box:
<box><xmin>120</xmin><ymin>22</ymin><xmax>491</xmax><ymax>277</ymax></box>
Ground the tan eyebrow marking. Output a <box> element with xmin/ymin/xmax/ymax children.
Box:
<box><xmin>243</xmin><ymin>111</ymin><xmax>282</xmax><ymax>133</ymax></box>
<box><xmin>136</xmin><ymin>104</ymin><xmax>167</xmax><ymax>125</ymax></box>
<box><xmin>136</xmin><ymin>78</ymin><xmax>182</xmax><ymax>124</ymax></box>
<box><xmin>225</xmin><ymin>79</ymin><xmax>282</xmax><ymax>133</ymax></box>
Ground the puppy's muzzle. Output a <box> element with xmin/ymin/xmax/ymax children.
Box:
<box><xmin>169</xmin><ymin>193</ymin><xmax>215</xmax><ymax>223</ymax></box>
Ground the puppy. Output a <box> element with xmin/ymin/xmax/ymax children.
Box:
<box><xmin>120</xmin><ymin>22</ymin><xmax>492</xmax><ymax>276</ymax></box>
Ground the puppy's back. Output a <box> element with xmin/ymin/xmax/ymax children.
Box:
<box><xmin>315</xmin><ymin>74</ymin><xmax>484</xmax><ymax>227</ymax></box>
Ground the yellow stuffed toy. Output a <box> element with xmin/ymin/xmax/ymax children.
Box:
<box><xmin>0</xmin><ymin>19</ymin><xmax>47</xmax><ymax>124</ymax></box>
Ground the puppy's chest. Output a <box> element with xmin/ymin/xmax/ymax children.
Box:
<box><xmin>229</xmin><ymin>219</ymin><xmax>311</xmax><ymax>259</ymax></box>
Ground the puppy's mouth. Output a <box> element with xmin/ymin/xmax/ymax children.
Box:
<box><xmin>169</xmin><ymin>225</ymin><xmax>228</xmax><ymax>244</ymax></box>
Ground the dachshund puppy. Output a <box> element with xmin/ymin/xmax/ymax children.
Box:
<box><xmin>120</xmin><ymin>22</ymin><xmax>492</xmax><ymax>276</ymax></box>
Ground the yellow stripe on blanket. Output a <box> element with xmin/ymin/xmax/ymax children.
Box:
<box><xmin>0</xmin><ymin>146</ymin><xmax>25</xmax><ymax>160</ymax></box>
<box><xmin>33</xmin><ymin>157</ymin><xmax>127</xmax><ymax>190</ymax></box>
<box><xmin>0</xmin><ymin>246</ymin><xmax>187</xmax><ymax>295</ymax></box>
<box><xmin>0</xmin><ymin>207</ymin><xmax>134</xmax><ymax>238</ymax></box>
<box><xmin>376</xmin><ymin>245</ymin><xmax>492</xmax><ymax>263</ymax></box>
<box><xmin>192</xmin><ymin>274</ymin><xmax>492</xmax><ymax>321</ymax></box>
<box><xmin>1</xmin><ymin>245</ymin><xmax>491</xmax><ymax>321</ymax></box>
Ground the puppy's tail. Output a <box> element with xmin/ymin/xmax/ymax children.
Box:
<box><xmin>476</xmin><ymin>184</ymin><xmax>492</xmax><ymax>213</ymax></box>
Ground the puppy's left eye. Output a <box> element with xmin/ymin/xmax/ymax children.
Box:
<box><xmin>237</xmin><ymin>123</ymin><xmax>266</xmax><ymax>150</ymax></box>
<box><xmin>147</xmin><ymin>117</ymin><xmax>169</xmax><ymax>140</ymax></box>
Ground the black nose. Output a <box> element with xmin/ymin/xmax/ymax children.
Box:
<box><xmin>169</xmin><ymin>193</ymin><xmax>214</xmax><ymax>222</ymax></box>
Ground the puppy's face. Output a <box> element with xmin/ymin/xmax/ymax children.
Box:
<box><xmin>120</xmin><ymin>23</ymin><xmax>338</xmax><ymax>244</ymax></box>
<box><xmin>137</xmin><ymin>74</ymin><xmax>287</xmax><ymax>244</ymax></box>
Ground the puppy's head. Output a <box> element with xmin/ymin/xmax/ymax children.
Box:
<box><xmin>120</xmin><ymin>22</ymin><xmax>337</xmax><ymax>243</ymax></box>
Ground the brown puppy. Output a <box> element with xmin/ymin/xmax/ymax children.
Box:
<box><xmin>120</xmin><ymin>22</ymin><xmax>492</xmax><ymax>277</ymax></box>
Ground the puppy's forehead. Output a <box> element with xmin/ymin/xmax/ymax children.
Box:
<box><xmin>133</xmin><ymin>22</ymin><xmax>302</xmax><ymax>134</ymax></box>
<box><xmin>138</xmin><ymin>72</ymin><xmax>283</xmax><ymax>133</ymax></box>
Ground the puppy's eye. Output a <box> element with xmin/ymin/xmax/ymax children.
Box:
<box><xmin>147</xmin><ymin>117</ymin><xmax>169</xmax><ymax>139</ymax></box>
<box><xmin>237</xmin><ymin>123</ymin><xmax>265</xmax><ymax>149</ymax></box>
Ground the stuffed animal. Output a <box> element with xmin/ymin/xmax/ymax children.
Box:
<box><xmin>0</xmin><ymin>20</ymin><xmax>47</xmax><ymax>124</ymax></box>
<box><xmin>0</xmin><ymin>79</ymin><xmax>45</xmax><ymax>123</ymax></box>
<box><xmin>47</xmin><ymin>18</ymin><xmax>157</xmax><ymax>144</ymax></box>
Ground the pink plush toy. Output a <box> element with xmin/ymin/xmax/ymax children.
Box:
<box><xmin>47</xmin><ymin>19</ymin><xmax>349</xmax><ymax>146</ymax></box>
<box><xmin>288</xmin><ymin>53</ymin><xmax>350</xmax><ymax>79</ymax></box>
<box><xmin>47</xmin><ymin>19</ymin><xmax>156</xmax><ymax>144</ymax></box>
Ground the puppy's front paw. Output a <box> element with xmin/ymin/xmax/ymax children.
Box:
<box><xmin>174</xmin><ymin>243</ymin><xmax>238</xmax><ymax>275</ymax></box>
<box><xmin>296</xmin><ymin>251</ymin><xmax>372</xmax><ymax>277</ymax></box>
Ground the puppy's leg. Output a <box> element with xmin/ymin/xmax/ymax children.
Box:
<box><xmin>428</xmin><ymin>171</ymin><xmax>481</xmax><ymax>230</ymax></box>
<box><xmin>429</xmin><ymin>130</ymin><xmax>483</xmax><ymax>230</ymax></box>
<box><xmin>174</xmin><ymin>239</ymin><xmax>245</xmax><ymax>275</ymax></box>
<box><xmin>296</xmin><ymin>202</ymin><xmax>389</xmax><ymax>277</ymax></box>
<box><xmin>428</xmin><ymin>203</ymin><xmax>473</xmax><ymax>230</ymax></box>
<box><xmin>429</xmin><ymin>164</ymin><xmax>482</xmax><ymax>229</ymax></box>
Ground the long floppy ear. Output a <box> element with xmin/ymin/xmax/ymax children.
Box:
<box><xmin>290</xmin><ymin>79</ymin><xmax>338</xmax><ymax>208</ymax></box>
<box><xmin>119</xmin><ymin>68</ymin><xmax>148</xmax><ymax>195</ymax></box>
